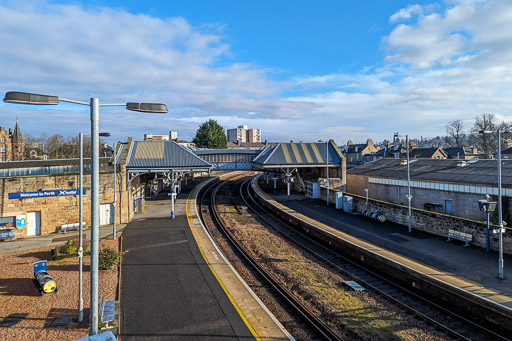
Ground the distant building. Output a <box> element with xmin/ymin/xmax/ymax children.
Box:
<box><xmin>227</xmin><ymin>125</ymin><xmax>261</xmax><ymax>143</ymax></box>
<box><xmin>144</xmin><ymin>134</ymin><xmax>169</xmax><ymax>141</ymax></box>
<box><xmin>227</xmin><ymin>140</ymin><xmax>275</xmax><ymax>150</ymax></box>
<box><xmin>169</xmin><ymin>131</ymin><xmax>178</xmax><ymax>140</ymax></box>
<box><xmin>342</xmin><ymin>138</ymin><xmax>379</xmax><ymax>167</ymax></box>
<box><xmin>0</xmin><ymin>119</ymin><xmax>24</xmax><ymax>162</ymax></box>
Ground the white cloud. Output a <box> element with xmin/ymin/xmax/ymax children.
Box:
<box><xmin>389</xmin><ymin>4</ymin><xmax>424</xmax><ymax>22</ymax></box>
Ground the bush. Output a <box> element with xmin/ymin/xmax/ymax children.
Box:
<box><xmin>99</xmin><ymin>247</ymin><xmax>120</xmax><ymax>270</ymax></box>
<box><xmin>59</xmin><ymin>240</ymin><xmax>78</xmax><ymax>255</ymax></box>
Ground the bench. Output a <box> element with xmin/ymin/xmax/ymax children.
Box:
<box><xmin>447</xmin><ymin>229</ymin><xmax>472</xmax><ymax>247</ymax></box>
<box><xmin>59</xmin><ymin>222</ymin><xmax>86</xmax><ymax>233</ymax></box>
<box><xmin>0</xmin><ymin>231</ymin><xmax>15</xmax><ymax>241</ymax></box>
<box><xmin>98</xmin><ymin>295</ymin><xmax>115</xmax><ymax>330</ymax></box>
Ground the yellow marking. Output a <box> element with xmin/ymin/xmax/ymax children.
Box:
<box><xmin>311</xmin><ymin>143</ymin><xmax>324</xmax><ymax>163</ymax></box>
<box><xmin>281</xmin><ymin>144</ymin><xmax>292</xmax><ymax>164</ymax></box>
<box><xmin>134</xmin><ymin>141</ymin><xmax>164</xmax><ymax>159</ymax></box>
<box><xmin>300</xmin><ymin>143</ymin><xmax>313</xmax><ymax>163</ymax></box>
<box><xmin>290</xmin><ymin>143</ymin><xmax>303</xmax><ymax>163</ymax></box>
<box><xmin>186</xmin><ymin>185</ymin><xmax>260</xmax><ymax>340</ymax></box>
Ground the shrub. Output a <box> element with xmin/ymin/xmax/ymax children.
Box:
<box><xmin>99</xmin><ymin>247</ymin><xmax>120</xmax><ymax>270</ymax></box>
<box><xmin>59</xmin><ymin>240</ymin><xmax>78</xmax><ymax>255</ymax></box>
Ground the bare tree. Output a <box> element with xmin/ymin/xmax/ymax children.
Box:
<box><xmin>445</xmin><ymin>119</ymin><xmax>465</xmax><ymax>147</ymax></box>
<box><xmin>470</xmin><ymin>113</ymin><xmax>497</xmax><ymax>154</ymax></box>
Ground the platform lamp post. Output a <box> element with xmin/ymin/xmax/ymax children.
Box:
<box><xmin>326</xmin><ymin>140</ymin><xmax>329</xmax><ymax>206</ymax></box>
<box><xmin>3</xmin><ymin>91</ymin><xmax>168</xmax><ymax>335</ymax></box>
<box><xmin>394</xmin><ymin>133</ymin><xmax>412</xmax><ymax>233</ymax></box>
<box><xmin>480</xmin><ymin>129</ymin><xmax>508</xmax><ymax>280</ymax></box>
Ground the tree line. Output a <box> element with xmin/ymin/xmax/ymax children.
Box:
<box><xmin>444</xmin><ymin>113</ymin><xmax>511</xmax><ymax>154</ymax></box>
<box><xmin>23</xmin><ymin>133</ymin><xmax>110</xmax><ymax>160</ymax></box>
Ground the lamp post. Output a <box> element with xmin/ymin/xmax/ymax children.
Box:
<box><xmin>3</xmin><ymin>91</ymin><xmax>167</xmax><ymax>334</ymax></box>
<box><xmin>480</xmin><ymin>129</ymin><xmax>506</xmax><ymax>279</ymax></box>
<box><xmin>113</xmin><ymin>142</ymin><xmax>117</xmax><ymax>239</ymax></box>
<box><xmin>395</xmin><ymin>133</ymin><xmax>412</xmax><ymax>232</ymax></box>
<box><xmin>326</xmin><ymin>140</ymin><xmax>329</xmax><ymax>206</ymax></box>
<box><xmin>78</xmin><ymin>132</ymin><xmax>84</xmax><ymax>323</ymax></box>
<box><xmin>365</xmin><ymin>188</ymin><xmax>368</xmax><ymax>207</ymax></box>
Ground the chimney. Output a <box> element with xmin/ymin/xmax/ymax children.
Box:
<box><xmin>8</xmin><ymin>128</ymin><xmax>12</xmax><ymax>136</ymax></box>
<box><xmin>385</xmin><ymin>141</ymin><xmax>390</xmax><ymax>149</ymax></box>
<box><xmin>265</xmin><ymin>140</ymin><xmax>268</xmax><ymax>145</ymax></box>
<box><xmin>367</xmin><ymin>138</ymin><xmax>373</xmax><ymax>146</ymax></box>
<box><xmin>347</xmin><ymin>140</ymin><xmax>353</xmax><ymax>146</ymax></box>
<box><xmin>456</xmin><ymin>160</ymin><xmax>467</xmax><ymax>167</ymax></box>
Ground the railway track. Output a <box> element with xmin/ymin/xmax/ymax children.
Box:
<box><xmin>242</xmin><ymin>176</ymin><xmax>510</xmax><ymax>341</ymax></box>
<box><xmin>198</xmin><ymin>174</ymin><xmax>342</xmax><ymax>341</ymax></box>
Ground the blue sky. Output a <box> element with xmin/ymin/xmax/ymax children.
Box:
<box><xmin>1</xmin><ymin>0</ymin><xmax>512</xmax><ymax>145</ymax></box>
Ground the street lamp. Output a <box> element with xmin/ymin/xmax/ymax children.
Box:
<box><xmin>480</xmin><ymin>129</ymin><xmax>507</xmax><ymax>279</ymax></box>
<box><xmin>4</xmin><ymin>91</ymin><xmax>167</xmax><ymax>334</ymax></box>
<box><xmin>395</xmin><ymin>133</ymin><xmax>412</xmax><ymax>233</ymax></box>
<box><xmin>326</xmin><ymin>140</ymin><xmax>329</xmax><ymax>206</ymax></box>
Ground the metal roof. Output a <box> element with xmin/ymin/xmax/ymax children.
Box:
<box><xmin>252</xmin><ymin>140</ymin><xmax>344</xmax><ymax>168</ymax></box>
<box><xmin>347</xmin><ymin>158</ymin><xmax>512</xmax><ymax>186</ymax></box>
<box><xmin>193</xmin><ymin>148</ymin><xmax>261</xmax><ymax>156</ymax></box>
<box><xmin>126</xmin><ymin>140</ymin><xmax>211</xmax><ymax>171</ymax></box>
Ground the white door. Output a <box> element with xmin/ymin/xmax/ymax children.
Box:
<box><xmin>100</xmin><ymin>204</ymin><xmax>113</xmax><ymax>225</ymax></box>
<box><xmin>26</xmin><ymin>211</ymin><xmax>41</xmax><ymax>236</ymax></box>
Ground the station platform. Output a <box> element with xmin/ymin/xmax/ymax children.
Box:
<box><xmin>264</xmin><ymin>186</ymin><xmax>512</xmax><ymax>310</ymax></box>
<box><xmin>120</xmin><ymin>177</ymin><xmax>291</xmax><ymax>340</ymax></box>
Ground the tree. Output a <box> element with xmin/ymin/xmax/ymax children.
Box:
<box><xmin>445</xmin><ymin>119</ymin><xmax>465</xmax><ymax>147</ymax></box>
<box><xmin>470</xmin><ymin>113</ymin><xmax>497</xmax><ymax>154</ymax></box>
<box><xmin>193</xmin><ymin>119</ymin><xmax>227</xmax><ymax>149</ymax></box>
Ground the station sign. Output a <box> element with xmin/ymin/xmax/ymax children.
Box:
<box><xmin>9</xmin><ymin>189</ymin><xmax>86</xmax><ymax>200</ymax></box>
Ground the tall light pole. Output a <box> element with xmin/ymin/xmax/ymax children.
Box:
<box><xmin>480</xmin><ymin>129</ymin><xmax>506</xmax><ymax>279</ymax></box>
<box><xmin>395</xmin><ymin>133</ymin><xmax>412</xmax><ymax>232</ymax></box>
<box><xmin>326</xmin><ymin>140</ymin><xmax>329</xmax><ymax>206</ymax></box>
<box><xmin>78</xmin><ymin>132</ymin><xmax>84</xmax><ymax>323</ymax></box>
<box><xmin>113</xmin><ymin>141</ymin><xmax>117</xmax><ymax>239</ymax></box>
<box><xmin>3</xmin><ymin>91</ymin><xmax>168</xmax><ymax>334</ymax></box>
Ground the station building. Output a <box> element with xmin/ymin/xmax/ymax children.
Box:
<box><xmin>0</xmin><ymin>138</ymin><xmax>211</xmax><ymax>239</ymax></box>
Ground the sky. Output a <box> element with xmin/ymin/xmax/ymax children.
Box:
<box><xmin>1</xmin><ymin>0</ymin><xmax>512</xmax><ymax>145</ymax></box>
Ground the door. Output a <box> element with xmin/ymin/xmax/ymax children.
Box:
<box><xmin>26</xmin><ymin>211</ymin><xmax>41</xmax><ymax>236</ymax></box>
<box><xmin>445</xmin><ymin>200</ymin><xmax>453</xmax><ymax>215</ymax></box>
<box><xmin>100</xmin><ymin>204</ymin><xmax>113</xmax><ymax>225</ymax></box>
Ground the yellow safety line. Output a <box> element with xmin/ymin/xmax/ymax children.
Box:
<box><xmin>186</xmin><ymin>187</ymin><xmax>261</xmax><ymax>340</ymax></box>
<box><xmin>290</xmin><ymin>143</ymin><xmax>303</xmax><ymax>163</ymax></box>
<box><xmin>300</xmin><ymin>143</ymin><xmax>313</xmax><ymax>163</ymax></box>
<box><xmin>281</xmin><ymin>144</ymin><xmax>292</xmax><ymax>164</ymax></box>
<box><xmin>310</xmin><ymin>143</ymin><xmax>323</xmax><ymax>163</ymax></box>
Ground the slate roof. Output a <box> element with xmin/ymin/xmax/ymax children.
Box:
<box><xmin>252</xmin><ymin>140</ymin><xmax>344</xmax><ymax>168</ymax></box>
<box><xmin>409</xmin><ymin>147</ymin><xmax>447</xmax><ymax>158</ymax></box>
<box><xmin>344</xmin><ymin>143</ymin><xmax>368</xmax><ymax>154</ymax></box>
<box><xmin>347</xmin><ymin>158</ymin><xmax>512</xmax><ymax>186</ymax></box>
<box><xmin>126</xmin><ymin>140</ymin><xmax>211</xmax><ymax>171</ymax></box>
<box><xmin>444</xmin><ymin>147</ymin><xmax>466</xmax><ymax>158</ymax></box>
<box><xmin>193</xmin><ymin>149</ymin><xmax>261</xmax><ymax>156</ymax></box>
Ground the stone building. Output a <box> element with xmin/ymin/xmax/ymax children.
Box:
<box><xmin>0</xmin><ymin>119</ymin><xmax>25</xmax><ymax>162</ymax></box>
<box><xmin>343</xmin><ymin>138</ymin><xmax>379</xmax><ymax>167</ymax></box>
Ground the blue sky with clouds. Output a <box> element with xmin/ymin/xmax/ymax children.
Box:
<box><xmin>1</xmin><ymin>0</ymin><xmax>511</xmax><ymax>145</ymax></box>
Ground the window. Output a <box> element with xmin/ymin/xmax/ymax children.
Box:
<box><xmin>0</xmin><ymin>137</ymin><xmax>4</xmax><ymax>143</ymax></box>
<box><xmin>0</xmin><ymin>146</ymin><xmax>5</xmax><ymax>152</ymax></box>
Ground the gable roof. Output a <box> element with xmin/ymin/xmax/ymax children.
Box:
<box><xmin>409</xmin><ymin>147</ymin><xmax>447</xmax><ymax>159</ymax></box>
<box><xmin>444</xmin><ymin>147</ymin><xmax>466</xmax><ymax>158</ymax></box>
<box><xmin>126</xmin><ymin>140</ymin><xmax>211</xmax><ymax>171</ymax></box>
<box><xmin>253</xmin><ymin>140</ymin><xmax>344</xmax><ymax>168</ymax></box>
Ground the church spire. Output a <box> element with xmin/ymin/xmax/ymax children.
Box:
<box><xmin>13</xmin><ymin>118</ymin><xmax>23</xmax><ymax>141</ymax></box>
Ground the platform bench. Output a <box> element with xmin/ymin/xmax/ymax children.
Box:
<box><xmin>99</xmin><ymin>295</ymin><xmax>115</xmax><ymax>330</ymax></box>
<box><xmin>59</xmin><ymin>222</ymin><xmax>85</xmax><ymax>233</ymax></box>
<box><xmin>447</xmin><ymin>229</ymin><xmax>472</xmax><ymax>247</ymax></box>
<box><xmin>0</xmin><ymin>231</ymin><xmax>15</xmax><ymax>241</ymax></box>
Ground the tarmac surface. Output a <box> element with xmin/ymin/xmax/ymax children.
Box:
<box><xmin>119</xmin><ymin>183</ymin><xmax>255</xmax><ymax>340</ymax></box>
<box><xmin>267</xmin><ymin>186</ymin><xmax>512</xmax><ymax>307</ymax></box>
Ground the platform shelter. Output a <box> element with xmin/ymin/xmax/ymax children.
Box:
<box><xmin>118</xmin><ymin>139</ymin><xmax>212</xmax><ymax>218</ymax></box>
<box><xmin>252</xmin><ymin>140</ymin><xmax>346</xmax><ymax>199</ymax></box>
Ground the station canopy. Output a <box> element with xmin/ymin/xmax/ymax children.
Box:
<box><xmin>122</xmin><ymin>140</ymin><xmax>212</xmax><ymax>173</ymax></box>
<box><xmin>252</xmin><ymin>140</ymin><xmax>344</xmax><ymax>169</ymax></box>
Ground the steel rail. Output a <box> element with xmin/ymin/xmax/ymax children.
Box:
<box><xmin>199</xmin><ymin>175</ymin><xmax>342</xmax><ymax>341</ymax></box>
<box><xmin>243</xmin><ymin>177</ymin><xmax>509</xmax><ymax>341</ymax></box>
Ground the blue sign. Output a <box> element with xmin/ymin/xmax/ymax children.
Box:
<box><xmin>9</xmin><ymin>189</ymin><xmax>86</xmax><ymax>200</ymax></box>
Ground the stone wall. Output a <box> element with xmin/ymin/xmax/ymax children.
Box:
<box><xmin>0</xmin><ymin>167</ymin><xmax>133</xmax><ymax>238</ymax></box>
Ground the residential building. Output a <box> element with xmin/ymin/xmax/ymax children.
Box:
<box><xmin>227</xmin><ymin>125</ymin><xmax>261</xmax><ymax>143</ymax></box>
<box><xmin>169</xmin><ymin>131</ymin><xmax>178</xmax><ymax>140</ymax></box>
<box><xmin>144</xmin><ymin>133</ymin><xmax>169</xmax><ymax>141</ymax></box>
<box><xmin>343</xmin><ymin>138</ymin><xmax>379</xmax><ymax>168</ymax></box>
<box><xmin>0</xmin><ymin>119</ymin><xmax>25</xmax><ymax>162</ymax></box>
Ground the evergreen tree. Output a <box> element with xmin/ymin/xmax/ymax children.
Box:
<box><xmin>193</xmin><ymin>119</ymin><xmax>227</xmax><ymax>149</ymax></box>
